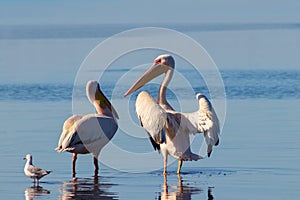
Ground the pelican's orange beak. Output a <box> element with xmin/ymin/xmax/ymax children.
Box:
<box><xmin>86</xmin><ymin>80</ymin><xmax>119</xmax><ymax>119</ymax></box>
<box><xmin>95</xmin><ymin>87</ymin><xmax>119</xmax><ymax>120</ymax></box>
<box><xmin>124</xmin><ymin>63</ymin><xmax>169</xmax><ymax>97</ymax></box>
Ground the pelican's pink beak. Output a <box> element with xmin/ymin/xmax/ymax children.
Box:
<box><xmin>124</xmin><ymin>63</ymin><xmax>169</xmax><ymax>97</ymax></box>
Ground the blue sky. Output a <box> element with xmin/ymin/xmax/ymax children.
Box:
<box><xmin>0</xmin><ymin>0</ymin><xmax>300</xmax><ymax>25</ymax></box>
<box><xmin>0</xmin><ymin>0</ymin><xmax>299</xmax><ymax>77</ymax></box>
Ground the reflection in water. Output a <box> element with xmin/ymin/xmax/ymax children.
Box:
<box><xmin>59</xmin><ymin>176</ymin><xmax>118</xmax><ymax>200</ymax></box>
<box><xmin>208</xmin><ymin>187</ymin><xmax>214</xmax><ymax>200</ymax></box>
<box><xmin>159</xmin><ymin>175</ymin><xmax>214</xmax><ymax>200</ymax></box>
<box><xmin>24</xmin><ymin>186</ymin><xmax>50</xmax><ymax>200</ymax></box>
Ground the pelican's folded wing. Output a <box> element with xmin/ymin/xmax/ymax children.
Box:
<box><xmin>74</xmin><ymin>114</ymin><xmax>118</xmax><ymax>144</ymax></box>
<box><xmin>56</xmin><ymin>115</ymin><xmax>83</xmax><ymax>152</ymax></box>
<box><xmin>136</xmin><ymin>91</ymin><xmax>167</xmax><ymax>147</ymax></box>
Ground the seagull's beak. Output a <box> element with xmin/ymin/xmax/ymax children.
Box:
<box><xmin>124</xmin><ymin>63</ymin><xmax>169</xmax><ymax>97</ymax></box>
<box><xmin>23</xmin><ymin>157</ymin><xmax>26</xmax><ymax>160</ymax></box>
<box><xmin>95</xmin><ymin>86</ymin><xmax>119</xmax><ymax>120</ymax></box>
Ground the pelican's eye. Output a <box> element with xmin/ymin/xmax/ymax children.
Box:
<box><xmin>154</xmin><ymin>59</ymin><xmax>161</xmax><ymax>64</ymax></box>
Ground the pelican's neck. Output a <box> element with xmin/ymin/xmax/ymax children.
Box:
<box><xmin>86</xmin><ymin>84</ymin><xmax>115</xmax><ymax>118</ymax></box>
<box><xmin>93</xmin><ymin>101</ymin><xmax>113</xmax><ymax>118</ymax></box>
<box><xmin>158</xmin><ymin>69</ymin><xmax>174</xmax><ymax>110</ymax></box>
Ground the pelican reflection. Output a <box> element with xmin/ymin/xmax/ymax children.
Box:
<box><xmin>59</xmin><ymin>176</ymin><xmax>117</xmax><ymax>200</ymax></box>
<box><xmin>24</xmin><ymin>186</ymin><xmax>50</xmax><ymax>200</ymax></box>
<box><xmin>159</xmin><ymin>175</ymin><xmax>214</xmax><ymax>200</ymax></box>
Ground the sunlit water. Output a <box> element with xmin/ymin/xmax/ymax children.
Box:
<box><xmin>0</xmin><ymin>24</ymin><xmax>299</xmax><ymax>199</ymax></box>
<box><xmin>0</xmin><ymin>83</ymin><xmax>299</xmax><ymax>199</ymax></box>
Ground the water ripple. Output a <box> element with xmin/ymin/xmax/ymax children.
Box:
<box><xmin>0</xmin><ymin>70</ymin><xmax>299</xmax><ymax>102</ymax></box>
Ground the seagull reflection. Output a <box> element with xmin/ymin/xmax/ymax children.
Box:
<box><xmin>24</xmin><ymin>186</ymin><xmax>50</xmax><ymax>200</ymax></box>
<box><xmin>159</xmin><ymin>175</ymin><xmax>214</xmax><ymax>200</ymax></box>
<box><xmin>59</xmin><ymin>176</ymin><xmax>117</xmax><ymax>200</ymax></box>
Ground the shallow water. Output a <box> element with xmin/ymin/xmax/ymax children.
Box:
<box><xmin>0</xmin><ymin>24</ymin><xmax>299</xmax><ymax>199</ymax></box>
<box><xmin>0</xmin><ymin>99</ymin><xmax>299</xmax><ymax>199</ymax></box>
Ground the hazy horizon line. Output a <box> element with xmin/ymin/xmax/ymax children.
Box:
<box><xmin>0</xmin><ymin>22</ymin><xmax>299</xmax><ymax>40</ymax></box>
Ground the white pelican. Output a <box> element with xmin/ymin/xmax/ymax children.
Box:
<box><xmin>23</xmin><ymin>154</ymin><xmax>51</xmax><ymax>186</ymax></box>
<box><xmin>124</xmin><ymin>54</ymin><xmax>220</xmax><ymax>175</ymax></box>
<box><xmin>56</xmin><ymin>80</ymin><xmax>119</xmax><ymax>177</ymax></box>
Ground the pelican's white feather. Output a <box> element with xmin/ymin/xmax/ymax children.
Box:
<box><xmin>55</xmin><ymin>80</ymin><xmax>118</xmax><ymax>176</ymax></box>
<box><xmin>124</xmin><ymin>54</ymin><xmax>220</xmax><ymax>174</ymax></box>
<box><xmin>56</xmin><ymin>114</ymin><xmax>83</xmax><ymax>152</ymax></box>
<box><xmin>196</xmin><ymin>93</ymin><xmax>220</xmax><ymax>156</ymax></box>
<box><xmin>136</xmin><ymin>91</ymin><xmax>167</xmax><ymax>144</ymax></box>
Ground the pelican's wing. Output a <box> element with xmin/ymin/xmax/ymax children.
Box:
<box><xmin>73</xmin><ymin>114</ymin><xmax>118</xmax><ymax>144</ymax></box>
<box><xmin>55</xmin><ymin>115</ymin><xmax>83</xmax><ymax>152</ymax></box>
<box><xmin>185</xmin><ymin>94</ymin><xmax>220</xmax><ymax>157</ymax></box>
<box><xmin>58</xmin><ymin>114</ymin><xmax>118</xmax><ymax>152</ymax></box>
<box><xmin>197</xmin><ymin>94</ymin><xmax>220</xmax><ymax>157</ymax></box>
<box><xmin>136</xmin><ymin>91</ymin><xmax>168</xmax><ymax>149</ymax></box>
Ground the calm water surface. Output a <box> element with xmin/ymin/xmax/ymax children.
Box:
<box><xmin>0</xmin><ymin>98</ymin><xmax>299</xmax><ymax>199</ymax></box>
<box><xmin>0</xmin><ymin>24</ymin><xmax>299</xmax><ymax>199</ymax></box>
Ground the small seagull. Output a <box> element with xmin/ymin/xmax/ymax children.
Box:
<box><xmin>23</xmin><ymin>154</ymin><xmax>51</xmax><ymax>186</ymax></box>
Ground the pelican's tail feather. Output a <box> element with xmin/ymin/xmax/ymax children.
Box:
<box><xmin>190</xmin><ymin>153</ymin><xmax>204</xmax><ymax>161</ymax></box>
<box><xmin>149</xmin><ymin>136</ymin><xmax>161</xmax><ymax>152</ymax></box>
<box><xmin>181</xmin><ymin>152</ymin><xmax>203</xmax><ymax>161</ymax></box>
<box><xmin>64</xmin><ymin>147</ymin><xmax>76</xmax><ymax>152</ymax></box>
<box><xmin>55</xmin><ymin>147</ymin><xmax>59</xmax><ymax>151</ymax></box>
<box><xmin>55</xmin><ymin>146</ymin><xmax>63</xmax><ymax>152</ymax></box>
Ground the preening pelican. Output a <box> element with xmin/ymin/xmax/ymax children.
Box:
<box><xmin>56</xmin><ymin>80</ymin><xmax>118</xmax><ymax>177</ymax></box>
<box><xmin>124</xmin><ymin>54</ymin><xmax>220</xmax><ymax>175</ymax></box>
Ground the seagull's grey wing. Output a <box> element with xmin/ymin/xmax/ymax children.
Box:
<box><xmin>27</xmin><ymin>165</ymin><xmax>50</xmax><ymax>178</ymax></box>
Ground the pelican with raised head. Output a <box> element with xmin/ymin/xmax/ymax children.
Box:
<box><xmin>56</xmin><ymin>80</ymin><xmax>119</xmax><ymax>177</ymax></box>
<box><xmin>124</xmin><ymin>54</ymin><xmax>220</xmax><ymax>175</ymax></box>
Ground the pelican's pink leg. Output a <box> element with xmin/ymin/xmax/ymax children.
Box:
<box><xmin>72</xmin><ymin>153</ymin><xmax>77</xmax><ymax>177</ymax></box>
<box><xmin>94</xmin><ymin>156</ymin><xmax>99</xmax><ymax>177</ymax></box>
<box><xmin>163</xmin><ymin>154</ymin><xmax>168</xmax><ymax>176</ymax></box>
